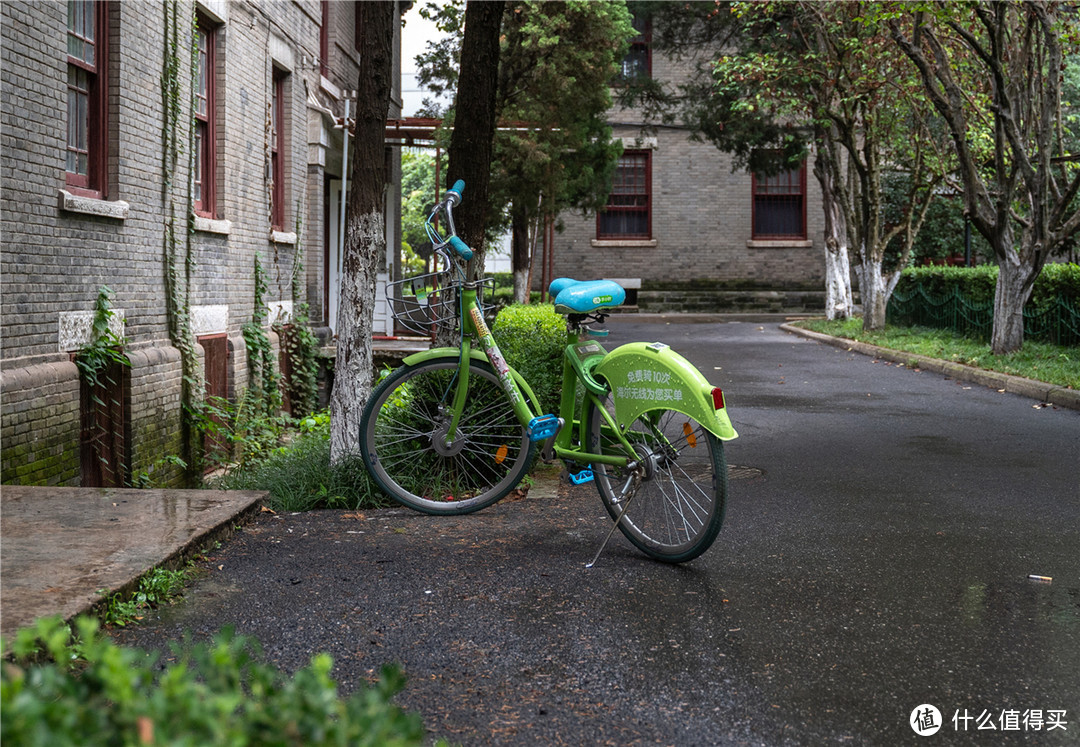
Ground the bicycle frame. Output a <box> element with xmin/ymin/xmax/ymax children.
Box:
<box><xmin>401</xmin><ymin>282</ymin><xmax>736</xmax><ymax>475</ymax></box>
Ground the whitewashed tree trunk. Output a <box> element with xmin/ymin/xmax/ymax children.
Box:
<box><xmin>824</xmin><ymin>240</ymin><xmax>853</xmax><ymax>321</ymax></box>
<box><xmin>330</xmin><ymin>211</ymin><xmax>382</xmax><ymax>461</ymax></box>
<box><xmin>328</xmin><ymin>1</ymin><xmax>393</xmax><ymax>464</ymax></box>
<box><xmin>857</xmin><ymin>256</ymin><xmax>887</xmax><ymax>331</ymax></box>
<box><xmin>512</xmin><ymin>268</ymin><xmax>529</xmax><ymax>305</ymax></box>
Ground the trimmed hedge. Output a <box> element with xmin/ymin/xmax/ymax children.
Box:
<box><xmin>491</xmin><ymin>303</ymin><xmax>567</xmax><ymax>413</ymax></box>
<box><xmin>895</xmin><ymin>263</ymin><xmax>1080</xmax><ymax>308</ymax></box>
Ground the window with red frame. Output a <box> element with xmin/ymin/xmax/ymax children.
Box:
<box><xmin>598</xmin><ymin>151</ymin><xmax>651</xmax><ymax>240</ymax></box>
<box><xmin>752</xmin><ymin>162</ymin><xmax>806</xmax><ymax>239</ymax></box>
<box><xmin>270</xmin><ymin>69</ymin><xmax>286</xmax><ymax>230</ymax></box>
<box><xmin>194</xmin><ymin>17</ymin><xmax>217</xmax><ymax>217</ymax></box>
<box><xmin>319</xmin><ymin>1</ymin><xmax>328</xmax><ymax>78</ymax></box>
<box><xmin>66</xmin><ymin>0</ymin><xmax>108</xmax><ymax>197</ymax></box>
<box><xmin>621</xmin><ymin>13</ymin><xmax>651</xmax><ymax>80</ymax></box>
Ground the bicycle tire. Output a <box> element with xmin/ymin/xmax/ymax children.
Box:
<box><xmin>360</xmin><ymin>358</ymin><xmax>534</xmax><ymax>515</ymax></box>
<box><xmin>587</xmin><ymin>396</ymin><xmax>727</xmax><ymax>563</ymax></box>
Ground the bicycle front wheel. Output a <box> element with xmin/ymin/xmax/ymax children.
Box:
<box><xmin>360</xmin><ymin>358</ymin><xmax>533</xmax><ymax>515</ymax></box>
<box><xmin>587</xmin><ymin>397</ymin><xmax>727</xmax><ymax>563</ymax></box>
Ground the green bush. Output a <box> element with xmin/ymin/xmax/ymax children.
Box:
<box><xmin>895</xmin><ymin>263</ymin><xmax>1080</xmax><ymax>307</ymax></box>
<box><xmin>491</xmin><ymin>303</ymin><xmax>567</xmax><ymax>414</ymax></box>
<box><xmin>210</xmin><ymin>414</ymin><xmax>392</xmax><ymax>512</ymax></box>
<box><xmin>2</xmin><ymin>616</ymin><xmax>439</xmax><ymax>746</ymax></box>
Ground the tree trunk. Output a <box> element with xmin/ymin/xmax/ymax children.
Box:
<box><xmin>991</xmin><ymin>258</ymin><xmax>1033</xmax><ymax>355</ymax></box>
<box><xmin>814</xmin><ymin>145</ymin><xmax>853</xmax><ymax>320</ymax></box>
<box><xmin>329</xmin><ymin>1</ymin><xmax>394</xmax><ymax>463</ymax></box>
<box><xmin>445</xmin><ymin>0</ymin><xmax>504</xmax><ymax>278</ymax></box>
<box><xmin>825</xmin><ymin>240</ymin><xmax>852</xmax><ymax>321</ymax></box>
<box><xmin>857</xmin><ymin>256</ymin><xmax>889</xmax><ymax>331</ymax></box>
<box><xmin>511</xmin><ymin>200</ymin><xmax>530</xmax><ymax>304</ymax></box>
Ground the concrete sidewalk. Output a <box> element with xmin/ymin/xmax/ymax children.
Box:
<box><xmin>1</xmin><ymin>486</ymin><xmax>265</xmax><ymax>638</ymax></box>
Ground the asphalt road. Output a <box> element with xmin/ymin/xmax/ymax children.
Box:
<box><xmin>112</xmin><ymin>319</ymin><xmax>1080</xmax><ymax>746</ymax></box>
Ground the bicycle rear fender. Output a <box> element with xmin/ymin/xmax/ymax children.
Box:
<box><xmin>593</xmin><ymin>342</ymin><xmax>738</xmax><ymax>441</ymax></box>
<box><xmin>401</xmin><ymin>347</ymin><xmax>544</xmax><ymax>415</ymax></box>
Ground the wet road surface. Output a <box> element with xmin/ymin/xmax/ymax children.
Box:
<box><xmin>112</xmin><ymin>319</ymin><xmax>1080</xmax><ymax>745</ymax></box>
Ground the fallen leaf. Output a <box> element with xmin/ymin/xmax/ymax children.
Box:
<box><xmin>260</xmin><ymin>506</ymin><xmax>277</xmax><ymax>514</ymax></box>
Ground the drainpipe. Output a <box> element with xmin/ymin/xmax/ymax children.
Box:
<box><xmin>338</xmin><ymin>96</ymin><xmax>351</xmax><ymax>277</ymax></box>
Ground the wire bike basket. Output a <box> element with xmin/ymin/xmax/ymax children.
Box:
<box><xmin>388</xmin><ymin>271</ymin><xmax>496</xmax><ymax>336</ymax></box>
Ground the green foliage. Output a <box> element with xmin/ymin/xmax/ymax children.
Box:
<box><xmin>1</xmin><ymin>616</ymin><xmax>436</xmax><ymax>746</ymax></box>
<box><xmin>211</xmin><ymin>411</ymin><xmax>390</xmax><ymax>512</ymax></box>
<box><xmin>416</xmin><ymin>0</ymin><xmax>635</xmax><ymax>235</ymax></box>
<box><xmin>195</xmin><ymin>390</ymin><xmax>288</xmax><ymax>472</ymax></box>
<box><xmin>131</xmin><ymin>455</ymin><xmax>188</xmax><ymax>489</ymax></box>
<box><xmin>75</xmin><ymin>287</ymin><xmax>129</xmax><ymax>397</ymax></box>
<box><xmin>276</xmin><ymin>306</ymin><xmax>321</xmax><ymax>419</ymax></box>
<box><xmin>491</xmin><ymin>303</ymin><xmax>566</xmax><ymax>413</ymax></box>
<box><xmin>99</xmin><ymin>567</ymin><xmax>190</xmax><ymax>627</ymax></box>
<box><xmin>243</xmin><ymin>254</ymin><xmax>283</xmax><ymax>419</ymax></box>
<box><xmin>895</xmin><ymin>264</ymin><xmax>1080</xmax><ymax>308</ymax></box>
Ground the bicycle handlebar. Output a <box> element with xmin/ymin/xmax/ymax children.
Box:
<box><xmin>436</xmin><ymin>180</ymin><xmax>473</xmax><ymax>260</ymax></box>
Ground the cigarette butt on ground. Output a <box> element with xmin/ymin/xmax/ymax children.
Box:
<box><xmin>1028</xmin><ymin>574</ymin><xmax>1053</xmax><ymax>583</ymax></box>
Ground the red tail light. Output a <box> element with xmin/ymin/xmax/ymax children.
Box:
<box><xmin>711</xmin><ymin>387</ymin><xmax>726</xmax><ymax>410</ymax></box>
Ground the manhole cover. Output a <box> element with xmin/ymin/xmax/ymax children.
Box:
<box><xmin>728</xmin><ymin>465</ymin><xmax>764</xmax><ymax>480</ymax></box>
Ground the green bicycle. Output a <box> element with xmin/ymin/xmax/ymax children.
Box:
<box><xmin>359</xmin><ymin>181</ymin><xmax>738</xmax><ymax>564</ymax></box>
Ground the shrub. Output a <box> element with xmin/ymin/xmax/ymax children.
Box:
<box><xmin>1</xmin><ymin>616</ymin><xmax>438</xmax><ymax>746</ymax></box>
<box><xmin>491</xmin><ymin>303</ymin><xmax>567</xmax><ymax>414</ymax></box>
<box><xmin>210</xmin><ymin>413</ymin><xmax>391</xmax><ymax>512</ymax></box>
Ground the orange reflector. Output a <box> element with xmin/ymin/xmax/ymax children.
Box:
<box><xmin>683</xmin><ymin>422</ymin><xmax>697</xmax><ymax>448</ymax></box>
<box><xmin>495</xmin><ymin>444</ymin><xmax>508</xmax><ymax>464</ymax></box>
<box><xmin>711</xmin><ymin>387</ymin><xmax>726</xmax><ymax>409</ymax></box>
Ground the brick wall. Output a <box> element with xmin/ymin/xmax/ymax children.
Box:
<box><xmin>551</xmin><ymin>36</ymin><xmax>825</xmax><ymax>310</ymax></box>
<box><xmin>1</xmin><ymin>0</ymin><xmax>391</xmax><ymax>485</ymax></box>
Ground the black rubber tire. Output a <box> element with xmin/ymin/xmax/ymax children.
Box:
<box><xmin>359</xmin><ymin>358</ymin><xmax>533</xmax><ymax>515</ymax></box>
<box><xmin>587</xmin><ymin>398</ymin><xmax>727</xmax><ymax>562</ymax></box>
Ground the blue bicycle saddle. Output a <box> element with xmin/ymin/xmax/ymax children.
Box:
<box><xmin>549</xmin><ymin>278</ymin><xmax>626</xmax><ymax>315</ymax></box>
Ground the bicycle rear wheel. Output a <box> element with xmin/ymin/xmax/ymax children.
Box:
<box><xmin>587</xmin><ymin>397</ymin><xmax>727</xmax><ymax>563</ymax></box>
<box><xmin>360</xmin><ymin>358</ymin><xmax>533</xmax><ymax>515</ymax></box>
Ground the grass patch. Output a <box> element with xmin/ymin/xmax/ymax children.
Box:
<box><xmin>211</xmin><ymin>429</ymin><xmax>393</xmax><ymax>513</ymax></box>
<box><xmin>795</xmin><ymin>318</ymin><xmax>1079</xmax><ymax>390</ymax></box>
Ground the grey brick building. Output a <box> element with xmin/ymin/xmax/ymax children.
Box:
<box><xmin>554</xmin><ymin>17</ymin><xmax>826</xmax><ymax>313</ymax></box>
<box><xmin>2</xmin><ymin>0</ymin><xmax>404</xmax><ymax>486</ymax></box>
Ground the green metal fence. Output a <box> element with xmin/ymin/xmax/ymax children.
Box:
<box><xmin>887</xmin><ymin>284</ymin><xmax>1080</xmax><ymax>346</ymax></box>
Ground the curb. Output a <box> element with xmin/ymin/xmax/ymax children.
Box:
<box><xmin>780</xmin><ymin>323</ymin><xmax>1080</xmax><ymax>412</ymax></box>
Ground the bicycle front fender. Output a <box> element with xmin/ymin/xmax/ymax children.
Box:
<box><xmin>401</xmin><ymin>347</ymin><xmax>544</xmax><ymax>416</ymax></box>
<box><xmin>593</xmin><ymin>342</ymin><xmax>738</xmax><ymax>441</ymax></box>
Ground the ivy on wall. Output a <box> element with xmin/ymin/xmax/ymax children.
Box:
<box><xmin>161</xmin><ymin>0</ymin><xmax>205</xmax><ymax>478</ymax></box>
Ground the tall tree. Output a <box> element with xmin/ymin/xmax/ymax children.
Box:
<box><xmin>329</xmin><ymin>1</ymin><xmax>395</xmax><ymax>462</ymax></box>
<box><xmin>417</xmin><ymin>1</ymin><xmax>633</xmax><ymax>300</ymax></box>
<box><xmin>444</xmin><ymin>0</ymin><xmax>505</xmax><ymax>277</ymax></box>
<box><xmin>890</xmin><ymin>2</ymin><xmax>1080</xmax><ymax>353</ymax></box>
<box><xmin>709</xmin><ymin>2</ymin><xmax>950</xmax><ymax>330</ymax></box>
<box><xmin>494</xmin><ymin>1</ymin><xmax>633</xmax><ymax>302</ymax></box>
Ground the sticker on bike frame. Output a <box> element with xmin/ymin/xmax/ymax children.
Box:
<box><xmin>470</xmin><ymin>305</ymin><xmax>520</xmax><ymax>404</ymax></box>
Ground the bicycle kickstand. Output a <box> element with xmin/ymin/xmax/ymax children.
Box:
<box><xmin>585</xmin><ymin>474</ymin><xmax>639</xmax><ymax>569</ymax></box>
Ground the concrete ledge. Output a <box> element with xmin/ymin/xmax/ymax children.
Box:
<box><xmin>781</xmin><ymin>323</ymin><xmax>1080</xmax><ymax>411</ymax></box>
<box><xmin>0</xmin><ymin>487</ymin><xmax>266</xmax><ymax>637</ymax></box>
<box><xmin>58</xmin><ymin>189</ymin><xmax>130</xmax><ymax>220</ymax></box>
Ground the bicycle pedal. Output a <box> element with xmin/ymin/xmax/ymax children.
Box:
<box><xmin>569</xmin><ymin>469</ymin><xmax>594</xmax><ymax>485</ymax></box>
<box><xmin>527</xmin><ymin>414</ymin><xmax>562</xmax><ymax>442</ymax></box>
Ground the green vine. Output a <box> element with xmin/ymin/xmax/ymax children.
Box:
<box><xmin>161</xmin><ymin>0</ymin><xmax>205</xmax><ymax>480</ymax></box>
<box><xmin>75</xmin><ymin>287</ymin><xmax>129</xmax><ymax>395</ymax></box>
<box><xmin>243</xmin><ymin>254</ymin><xmax>282</xmax><ymax>418</ymax></box>
<box><xmin>273</xmin><ymin>208</ymin><xmax>320</xmax><ymax>417</ymax></box>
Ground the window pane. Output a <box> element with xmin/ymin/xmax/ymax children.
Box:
<box><xmin>754</xmin><ymin>197</ymin><xmax>802</xmax><ymax>236</ymax></box>
<box><xmin>194</xmin><ymin>127</ymin><xmax>204</xmax><ymax>203</ymax></box>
